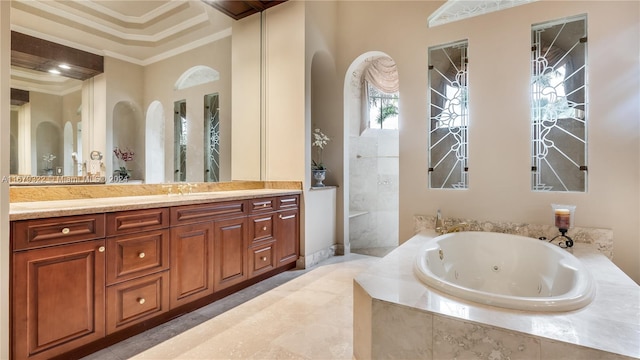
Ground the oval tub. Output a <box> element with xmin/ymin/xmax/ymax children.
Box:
<box><xmin>413</xmin><ymin>231</ymin><xmax>596</xmax><ymax>311</ymax></box>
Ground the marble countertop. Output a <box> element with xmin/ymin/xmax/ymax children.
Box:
<box><xmin>10</xmin><ymin>188</ymin><xmax>302</xmax><ymax>221</ymax></box>
<box><xmin>355</xmin><ymin>230</ymin><xmax>640</xmax><ymax>359</ymax></box>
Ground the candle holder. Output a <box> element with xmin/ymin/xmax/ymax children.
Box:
<box><xmin>550</xmin><ymin>204</ymin><xmax>575</xmax><ymax>248</ymax></box>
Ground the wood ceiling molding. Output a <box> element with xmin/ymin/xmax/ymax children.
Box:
<box><xmin>202</xmin><ymin>0</ymin><xmax>288</xmax><ymax>20</ymax></box>
<box><xmin>11</xmin><ymin>31</ymin><xmax>104</xmax><ymax>81</ymax></box>
<box><xmin>10</xmin><ymin>88</ymin><xmax>29</xmax><ymax>106</ymax></box>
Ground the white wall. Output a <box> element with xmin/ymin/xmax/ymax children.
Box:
<box><xmin>336</xmin><ymin>1</ymin><xmax>640</xmax><ymax>283</ymax></box>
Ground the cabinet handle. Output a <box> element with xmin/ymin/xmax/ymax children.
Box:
<box><xmin>262</xmin><ymin>226</ymin><xmax>267</xmax><ymax>231</ymax></box>
<box><xmin>138</xmin><ymin>252</ymin><xmax>146</xmax><ymax>259</ymax></box>
<box><xmin>261</xmin><ymin>256</ymin><xmax>267</xmax><ymax>262</ymax></box>
<box><xmin>138</xmin><ymin>298</ymin><xmax>146</xmax><ymax>305</ymax></box>
<box><xmin>262</xmin><ymin>203</ymin><xmax>267</xmax><ymax>208</ymax></box>
<box><xmin>61</xmin><ymin>227</ymin><xmax>70</xmax><ymax>234</ymax></box>
<box><xmin>98</xmin><ymin>246</ymin><xmax>105</xmax><ymax>253</ymax></box>
<box><xmin>279</xmin><ymin>214</ymin><xmax>282</xmax><ymax>219</ymax></box>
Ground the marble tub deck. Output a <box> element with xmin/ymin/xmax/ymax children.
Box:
<box><xmin>354</xmin><ymin>230</ymin><xmax>640</xmax><ymax>359</ymax></box>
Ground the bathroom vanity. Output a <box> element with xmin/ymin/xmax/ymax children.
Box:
<box><xmin>9</xmin><ymin>187</ymin><xmax>301</xmax><ymax>360</ymax></box>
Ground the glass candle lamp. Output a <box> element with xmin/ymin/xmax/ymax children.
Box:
<box><xmin>550</xmin><ymin>204</ymin><xmax>576</xmax><ymax>248</ymax></box>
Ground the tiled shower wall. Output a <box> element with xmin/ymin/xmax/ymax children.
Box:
<box><xmin>349</xmin><ymin>129</ymin><xmax>399</xmax><ymax>249</ymax></box>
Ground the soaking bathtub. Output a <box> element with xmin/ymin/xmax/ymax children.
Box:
<box><xmin>413</xmin><ymin>231</ymin><xmax>596</xmax><ymax>311</ymax></box>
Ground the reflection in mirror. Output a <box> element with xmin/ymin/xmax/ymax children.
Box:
<box><xmin>204</xmin><ymin>93</ymin><xmax>220</xmax><ymax>182</ymax></box>
<box><xmin>531</xmin><ymin>15</ymin><xmax>587</xmax><ymax>192</ymax></box>
<box><xmin>174</xmin><ymin>100</ymin><xmax>187</xmax><ymax>182</ymax></box>
<box><xmin>10</xmin><ymin>67</ymin><xmax>83</xmax><ymax>176</ymax></box>
<box><xmin>428</xmin><ymin>40</ymin><xmax>469</xmax><ymax>189</ymax></box>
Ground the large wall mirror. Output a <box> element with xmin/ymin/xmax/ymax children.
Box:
<box><xmin>531</xmin><ymin>15</ymin><xmax>587</xmax><ymax>192</ymax></box>
<box><xmin>7</xmin><ymin>0</ymin><xmax>273</xmax><ymax>186</ymax></box>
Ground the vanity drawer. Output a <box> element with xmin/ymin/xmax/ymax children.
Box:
<box><xmin>277</xmin><ymin>195</ymin><xmax>299</xmax><ymax>210</ymax></box>
<box><xmin>248</xmin><ymin>240</ymin><xmax>276</xmax><ymax>278</ymax></box>
<box><xmin>106</xmin><ymin>229</ymin><xmax>170</xmax><ymax>285</ymax></box>
<box><xmin>106</xmin><ymin>208</ymin><xmax>169</xmax><ymax>236</ymax></box>
<box><xmin>106</xmin><ymin>271</ymin><xmax>169</xmax><ymax>334</ymax></box>
<box><xmin>12</xmin><ymin>214</ymin><xmax>106</xmax><ymax>251</ymax></box>
<box><xmin>171</xmin><ymin>200</ymin><xmax>247</xmax><ymax>225</ymax></box>
<box><xmin>248</xmin><ymin>214</ymin><xmax>274</xmax><ymax>244</ymax></box>
<box><xmin>249</xmin><ymin>197</ymin><xmax>275</xmax><ymax>213</ymax></box>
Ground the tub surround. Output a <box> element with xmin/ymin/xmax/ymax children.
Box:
<box><xmin>414</xmin><ymin>214</ymin><xmax>614</xmax><ymax>259</ymax></box>
<box><xmin>354</xmin><ymin>230</ymin><xmax>639</xmax><ymax>359</ymax></box>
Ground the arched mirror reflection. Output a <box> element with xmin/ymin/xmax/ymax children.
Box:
<box><xmin>531</xmin><ymin>15</ymin><xmax>587</xmax><ymax>192</ymax></box>
<box><xmin>428</xmin><ymin>40</ymin><xmax>470</xmax><ymax>189</ymax></box>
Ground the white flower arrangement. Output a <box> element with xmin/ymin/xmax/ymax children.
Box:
<box><xmin>312</xmin><ymin>128</ymin><xmax>330</xmax><ymax>170</ymax></box>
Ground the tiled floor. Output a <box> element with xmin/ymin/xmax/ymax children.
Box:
<box><xmin>82</xmin><ymin>253</ymin><xmax>379</xmax><ymax>360</ymax></box>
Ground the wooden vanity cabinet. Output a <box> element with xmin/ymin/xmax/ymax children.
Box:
<box><xmin>11</xmin><ymin>225</ymin><xmax>106</xmax><ymax>360</ymax></box>
<box><xmin>105</xmin><ymin>208</ymin><xmax>170</xmax><ymax>334</ymax></box>
<box><xmin>169</xmin><ymin>200</ymin><xmax>248</xmax><ymax>306</ymax></box>
<box><xmin>275</xmin><ymin>195</ymin><xmax>300</xmax><ymax>266</ymax></box>
<box><xmin>11</xmin><ymin>193</ymin><xmax>300</xmax><ymax>360</ymax></box>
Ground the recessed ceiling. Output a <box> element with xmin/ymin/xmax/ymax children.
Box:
<box><xmin>10</xmin><ymin>0</ymin><xmax>234</xmax><ymax>66</ymax></box>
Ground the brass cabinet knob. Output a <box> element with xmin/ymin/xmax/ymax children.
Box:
<box><xmin>262</xmin><ymin>226</ymin><xmax>267</xmax><ymax>231</ymax></box>
<box><xmin>98</xmin><ymin>246</ymin><xmax>105</xmax><ymax>253</ymax></box>
<box><xmin>261</xmin><ymin>256</ymin><xmax>267</xmax><ymax>262</ymax></box>
<box><xmin>279</xmin><ymin>214</ymin><xmax>282</xmax><ymax>219</ymax></box>
<box><xmin>138</xmin><ymin>252</ymin><xmax>146</xmax><ymax>259</ymax></box>
<box><xmin>262</xmin><ymin>203</ymin><xmax>267</xmax><ymax>208</ymax></box>
<box><xmin>138</xmin><ymin>298</ymin><xmax>145</xmax><ymax>305</ymax></box>
<box><xmin>61</xmin><ymin>228</ymin><xmax>70</xmax><ymax>234</ymax></box>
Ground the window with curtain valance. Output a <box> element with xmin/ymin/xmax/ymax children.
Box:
<box><xmin>361</xmin><ymin>57</ymin><xmax>399</xmax><ymax>133</ymax></box>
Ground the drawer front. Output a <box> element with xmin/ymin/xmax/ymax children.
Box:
<box><xmin>106</xmin><ymin>208</ymin><xmax>169</xmax><ymax>236</ymax></box>
<box><xmin>12</xmin><ymin>214</ymin><xmax>106</xmax><ymax>251</ymax></box>
<box><xmin>248</xmin><ymin>197</ymin><xmax>275</xmax><ymax>213</ymax></box>
<box><xmin>106</xmin><ymin>271</ymin><xmax>169</xmax><ymax>334</ymax></box>
<box><xmin>171</xmin><ymin>200</ymin><xmax>246</xmax><ymax>225</ymax></box>
<box><xmin>249</xmin><ymin>214</ymin><xmax>274</xmax><ymax>244</ymax></box>
<box><xmin>277</xmin><ymin>195</ymin><xmax>299</xmax><ymax>210</ymax></box>
<box><xmin>248</xmin><ymin>241</ymin><xmax>276</xmax><ymax>278</ymax></box>
<box><xmin>106</xmin><ymin>229</ymin><xmax>169</xmax><ymax>285</ymax></box>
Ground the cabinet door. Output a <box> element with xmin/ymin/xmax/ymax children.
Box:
<box><xmin>12</xmin><ymin>240</ymin><xmax>106</xmax><ymax>360</ymax></box>
<box><xmin>275</xmin><ymin>209</ymin><xmax>299</xmax><ymax>266</ymax></box>
<box><xmin>169</xmin><ymin>223</ymin><xmax>214</xmax><ymax>309</ymax></box>
<box><xmin>213</xmin><ymin>217</ymin><xmax>248</xmax><ymax>291</ymax></box>
<box><xmin>106</xmin><ymin>229</ymin><xmax>170</xmax><ymax>285</ymax></box>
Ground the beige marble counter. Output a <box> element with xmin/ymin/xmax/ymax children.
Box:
<box><xmin>354</xmin><ymin>230</ymin><xmax>640</xmax><ymax>359</ymax></box>
<box><xmin>10</xmin><ymin>184</ymin><xmax>302</xmax><ymax>221</ymax></box>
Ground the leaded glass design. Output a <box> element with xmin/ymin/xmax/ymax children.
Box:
<box><xmin>428</xmin><ymin>40</ymin><xmax>469</xmax><ymax>189</ymax></box>
<box><xmin>531</xmin><ymin>16</ymin><xmax>587</xmax><ymax>192</ymax></box>
<box><xmin>204</xmin><ymin>93</ymin><xmax>220</xmax><ymax>182</ymax></box>
<box><xmin>174</xmin><ymin>100</ymin><xmax>187</xmax><ymax>182</ymax></box>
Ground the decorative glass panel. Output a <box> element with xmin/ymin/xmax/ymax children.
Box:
<box><xmin>531</xmin><ymin>16</ymin><xmax>587</xmax><ymax>192</ymax></box>
<box><xmin>174</xmin><ymin>100</ymin><xmax>187</xmax><ymax>182</ymax></box>
<box><xmin>428</xmin><ymin>40</ymin><xmax>469</xmax><ymax>189</ymax></box>
<box><xmin>204</xmin><ymin>93</ymin><xmax>220</xmax><ymax>182</ymax></box>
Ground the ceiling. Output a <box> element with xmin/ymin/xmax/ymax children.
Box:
<box><xmin>10</xmin><ymin>0</ymin><xmax>287</xmax><ymax>95</ymax></box>
<box><xmin>9</xmin><ymin>0</ymin><xmax>271</xmax><ymax>67</ymax></box>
